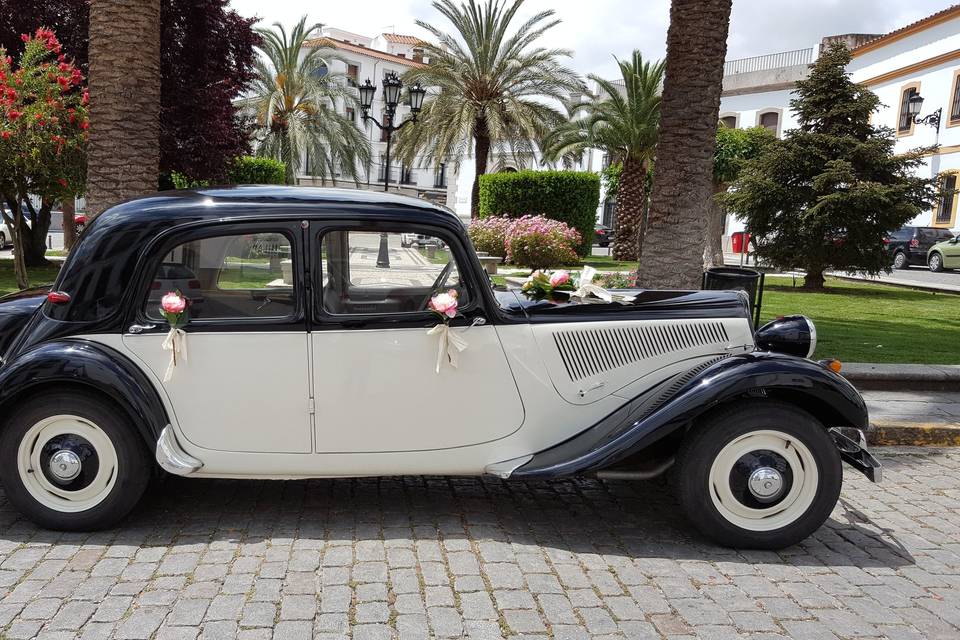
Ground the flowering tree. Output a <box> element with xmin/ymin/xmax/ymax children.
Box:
<box><xmin>0</xmin><ymin>28</ymin><xmax>87</xmax><ymax>287</ymax></box>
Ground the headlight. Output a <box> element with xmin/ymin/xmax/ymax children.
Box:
<box><xmin>755</xmin><ymin>315</ymin><xmax>817</xmax><ymax>358</ymax></box>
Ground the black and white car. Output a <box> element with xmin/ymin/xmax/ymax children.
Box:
<box><xmin>0</xmin><ymin>187</ymin><xmax>880</xmax><ymax>548</ymax></box>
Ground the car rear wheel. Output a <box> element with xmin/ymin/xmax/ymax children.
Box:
<box><xmin>674</xmin><ymin>401</ymin><xmax>842</xmax><ymax>549</ymax></box>
<box><xmin>0</xmin><ymin>232</ymin><xmax>6</xmax><ymax>246</ymax></box>
<box><xmin>892</xmin><ymin>251</ymin><xmax>907</xmax><ymax>269</ymax></box>
<box><xmin>0</xmin><ymin>392</ymin><xmax>151</xmax><ymax>530</ymax></box>
<box><xmin>929</xmin><ymin>252</ymin><xmax>945</xmax><ymax>272</ymax></box>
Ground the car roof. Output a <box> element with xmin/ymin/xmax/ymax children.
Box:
<box><xmin>96</xmin><ymin>185</ymin><xmax>459</xmax><ymax>225</ymax></box>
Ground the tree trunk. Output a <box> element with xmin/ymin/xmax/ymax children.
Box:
<box><xmin>702</xmin><ymin>182</ymin><xmax>728</xmax><ymax>269</ymax></box>
<box><xmin>63</xmin><ymin>198</ymin><xmax>77</xmax><ymax>251</ymax></box>
<box><xmin>3</xmin><ymin>197</ymin><xmax>30</xmax><ymax>290</ymax></box>
<box><xmin>637</xmin><ymin>0</ymin><xmax>732</xmax><ymax>290</ymax></box>
<box><xmin>86</xmin><ymin>0</ymin><xmax>161</xmax><ymax>218</ymax></box>
<box><xmin>802</xmin><ymin>269</ymin><xmax>826</xmax><ymax>290</ymax></box>
<box><xmin>611</xmin><ymin>156</ymin><xmax>646</xmax><ymax>261</ymax></box>
<box><xmin>20</xmin><ymin>200</ymin><xmax>53</xmax><ymax>267</ymax></box>
<box><xmin>471</xmin><ymin>118</ymin><xmax>490</xmax><ymax>219</ymax></box>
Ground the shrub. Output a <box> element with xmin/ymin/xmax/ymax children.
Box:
<box><xmin>228</xmin><ymin>156</ymin><xmax>286</xmax><ymax>185</ymax></box>
<box><xmin>505</xmin><ymin>215</ymin><xmax>581</xmax><ymax>270</ymax></box>
<box><xmin>593</xmin><ymin>271</ymin><xmax>638</xmax><ymax>289</ymax></box>
<box><xmin>467</xmin><ymin>216</ymin><xmax>512</xmax><ymax>257</ymax></box>
<box><xmin>170</xmin><ymin>171</ymin><xmax>210</xmax><ymax>189</ymax></box>
<box><xmin>479</xmin><ymin>170</ymin><xmax>600</xmax><ymax>256</ymax></box>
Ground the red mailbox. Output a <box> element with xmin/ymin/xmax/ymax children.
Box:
<box><xmin>731</xmin><ymin>231</ymin><xmax>751</xmax><ymax>254</ymax></box>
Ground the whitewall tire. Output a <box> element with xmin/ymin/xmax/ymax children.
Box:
<box><xmin>0</xmin><ymin>392</ymin><xmax>151</xmax><ymax>530</ymax></box>
<box><xmin>674</xmin><ymin>401</ymin><xmax>842</xmax><ymax>549</ymax></box>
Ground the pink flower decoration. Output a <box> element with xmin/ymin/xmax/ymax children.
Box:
<box><xmin>429</xmin><ymin>290</ymin><xmax>459</xmax><ymax>319</ymax></box>
<box><xmin>549</xmin><ymin>270</ymin><xmax>570</xmax><ymax>287</ymax></box>
<box><xmin>161</xmin><ymin>292</ymin><xmax>186</xmax><ymax>315</ymax></box>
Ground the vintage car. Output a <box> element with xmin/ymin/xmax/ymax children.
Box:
<box><xmin>0</xmin><ymin>187</ymin><xmax>880</xmax><ymax>548</ymax></box>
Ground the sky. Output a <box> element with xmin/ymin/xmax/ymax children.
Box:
<box><xmin>229</xmin><ymin>0</ymin><xmax>956</xmax><ymax>79</ymax></box>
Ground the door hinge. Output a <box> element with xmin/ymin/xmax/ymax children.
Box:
<box><xmin>308</xmin><ymin>398</ymin><xmax>316</xmax><ymax>414</ymax></box>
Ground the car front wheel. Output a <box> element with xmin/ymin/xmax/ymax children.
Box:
<box><xmin>0</xmin><ymin>391</ymin><xmax>151</xmax><ymax>530</ymax></box>
<box><xmin>892</xmin><ymin>251</ymin><xmax>907</xmax><ymax>269</ymax></box>
<box><xmin>674</xmin><ymin>401</ymin><xmax>842</xmax><ymax>549</ymax></box>
<box><xmin>929</xmin><ymin>252</ymin><xmax>945</xmax><ymax>272</ymax></box>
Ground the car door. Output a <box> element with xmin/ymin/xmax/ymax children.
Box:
<box><xmin>310</xmin><ymin>224</ymin><xmax>524</xmax><ymax>453</ymax></box>
<box><xmin>121</xmin><ymin>223</ymin><xmax>313</xmax><ymax>454</ymax></box>
<box><xmin>943</xmin><ymin>234</ymin><xmax>960</xmax><ymax>268</ymax></box>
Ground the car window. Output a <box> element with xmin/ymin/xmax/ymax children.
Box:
<box><xmin>938</xmin><ymin>229</ymin><xmax>955</xmax><ymax>240</ymax></box>
<box><xmin>143</xmin><ymin>232</ymin><xmax>295</xmax><ymax>321</ymax></box>
<box><xmin>320</xmin><ymin>229</ymin><xmax>468</xmax><ymax>316</ymax></box>
<box><xmin>890</xmin><ymin>228</ymin><xmax>912</xmax><ymax>240</ymax></box>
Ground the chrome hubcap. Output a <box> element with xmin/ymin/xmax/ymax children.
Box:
<box><xmin>748</xmin><ymin>466</ymin><xmax>783</xmax><ymax>501</ymax></box>
<box><xmin>49</xmin><ymin>450</ymin><xmax>82</xmax><ymax>483</ymax></box>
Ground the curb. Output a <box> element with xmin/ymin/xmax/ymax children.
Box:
<box><xmin>842</xmin><ymin>363</ymin><xmax>960</xmax><ymax>392</ymax></box>
<box><xmin>868</xmin><ymin>421</ymin><xmax>960</xmax><ymax>447</ymax></box>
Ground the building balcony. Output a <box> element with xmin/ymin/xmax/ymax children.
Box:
<box><xmin>723</xmin><ymin>48</ymin><xmax>814</xmax><ymax>76</ymax></box>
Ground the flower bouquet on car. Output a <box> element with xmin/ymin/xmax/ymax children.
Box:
<box><xmin>159</xmin><ymin>291</ymin><xmax>189</xmax><ymax>382</ymax></box>
<box><xmin>522</xmin><ymin>266</ymin><xmax>637</xmax><ymax>303</ymax></box>
<box><xmin>426</xmin><ymin>289</ymin><xmax>468</xmax><ymax>373</ymax></box>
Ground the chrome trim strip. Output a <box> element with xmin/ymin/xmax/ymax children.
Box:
<box><xmin>156</xmin><ymin>425</ymin><xmax>203</xmax><ymax>476</ymax></box>
<box><xmin>804</xmin><ymin>316</ymin><xmax>817</xmax><ymax>359</ymax></box>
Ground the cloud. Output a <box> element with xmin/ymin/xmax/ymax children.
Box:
<box><xmin>231</xmin><ymin>0</ymin><xmax>954</xmax><ymax>80</ymax></box>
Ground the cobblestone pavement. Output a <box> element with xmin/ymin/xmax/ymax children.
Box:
<box><xmin>2</xmin><ymin>448</ymin><xmax>960</xmax><ymax>639</ymax></box>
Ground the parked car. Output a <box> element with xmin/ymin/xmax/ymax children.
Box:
<box><xmin>401</xmin><ymin>232</ymin><xmax>445</xmax><ymax>248</ymax></box>
<box><xmin>885</xmin><ymin>225</ymin><xmax>955</xmax><ymax>269</ymax></box>
<box><xmin>927</xmin><ymin>234</ymin><xmax>960</xmax><ymax>272</ymax></box>
<box><xmin>0</xmin><ymin>187</ymin><xmax>880</xmax><ymax>548</ymax></box>
<box><xmin>594</xmin><ymin>223</ymin><xmax>614</xmax><ymax>247</ymax></box>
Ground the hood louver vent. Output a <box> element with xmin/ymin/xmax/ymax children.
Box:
<box><xmin>552</xmin><ymin>322</ymin><xmax>729</xmax><ymax>382</ymax></box>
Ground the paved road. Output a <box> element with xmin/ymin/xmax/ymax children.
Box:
<box><xmin>2</xmin><ymin>448</ymin><xmax>960</xmax><ymax>639</ymax></box>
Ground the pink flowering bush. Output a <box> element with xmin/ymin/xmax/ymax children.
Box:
<box><xmin>468</xmin><ymin>216</ymin><xmax>512</xmax><ymax>258</ymax></box>
<box><xmin>505</xmin><ymin>215</ymin><xmax>581</xmax><ymax>270</ymax></box>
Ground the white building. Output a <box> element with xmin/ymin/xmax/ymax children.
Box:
<box><xmin>718</xmin><ymin>6</ymin><xmax>960</xmax><ymax>247</ymax></box>
<box><xmin>298</xmin><ymin>28</ymin><xmax>458</xmax><ymax>209</ymax></box>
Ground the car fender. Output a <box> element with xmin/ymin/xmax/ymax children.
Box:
<box><xmin>0</xmin><ymin>339</ymin><xmax>167</xmax><ymax>447</ymax></box>
<box><xmin>511</xmin><ymin>352</ymin><xmax>868</xmax><ymax>478</ymax></box>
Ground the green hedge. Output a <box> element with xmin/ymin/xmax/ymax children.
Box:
<box><xmin>228</xmin><ymin>156</ymin><xmax>286</xmax><ymax>185</ymax></box>
<box><xmin>478</xmin><ymin>170</ymin><xmax>600</xmax><ymax>256</ymax></box>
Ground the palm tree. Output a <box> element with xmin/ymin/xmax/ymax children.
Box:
<box><xmin>86</xmin><ymin>0</ymin><xmax>161</xmax><ymax>217</ymax></box>
<box><xmin>397</xmin><ymin>0</ymin><xmax>584</xmax><ymax>218</ymax></box>
<box><xmin>250</xmin><ymin>17</ymin><xmax>369</xmax><ymax>185</ymax></box>
<box><xmin>544</xmin><ymin>51</ymin><xmax>663</xmax><ymax>260</ymax></box>
<box><xmin>636</xmin><ymin>0</ymin><xmax>733</xmax><ymax>289</ymax></box>
<box><xmin>539</xmin><ymin>95</ymin><xmax>587</xmax><ymax>171</ymax></box>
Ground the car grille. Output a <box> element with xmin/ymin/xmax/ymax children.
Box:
<box><xmin>552</xmin><ymin>321</ymin><xmax>730</xmax><ymax>382</ymax></box>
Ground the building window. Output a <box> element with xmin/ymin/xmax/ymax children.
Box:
<box><xmin>345</xmin><ymin>107</ymin><xmax>355</xmax><ymax>123</ymax></box>
<box><xmin>720</xmin><ymin>115</ymin><xmax>737</xmax><ymax>128</ymax></box>
<box><xmin>758</xmin><ymin>110</ymin><xmax>780</xmax><ymax>135</ymax></box>
<box><xmin>434</xmin><ymin>163</ymin><xmax>447</xmax><ymax>188</ymax></box>
<box><xmin>346</xmin><ymin>64</ymin><xmax>359</xmax><ymax>87</ymax></box>
<box><xmin>936</xmin><ymin>173</ymin><xmax>958</xmax><ymax>225</ymax></box>
<box><xmin>897</xmin><ymin>84</ymin><xmax>919</xmax><ymax>135</ymax></box>
<box><xmin>950</xmin><ymin>71</ymin><xmax>960</xmax><ymax>126</ymax></box>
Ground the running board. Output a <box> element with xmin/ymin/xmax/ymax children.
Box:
<box><xmin>156</xmin><ymin>426</ymin><xmax>203</xmax><ymax>476</ymax></box>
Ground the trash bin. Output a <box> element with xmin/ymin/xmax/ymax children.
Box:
<box><xmin>702</xmin><ymin>266</ymin><xmax>764</xmax><ymax>328</ymax></box>
<box><xmin>731</xmin><ymin>231</ymin><xmax>751</xmax><ymax>254</ymax></box>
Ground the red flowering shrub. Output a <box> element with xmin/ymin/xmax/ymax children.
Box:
<box><xmin>0</xmin><ymin>28</ymin><xmax>87</xmax><ymax>280</ymax></box>
<box><xmin>504</xmin><ymin>215</ymin><xmax>581</xmax><ymax>270</ymax></box>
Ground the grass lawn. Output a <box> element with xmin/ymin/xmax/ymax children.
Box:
<box><xmin>0</xmin><ymin>261</ymin><xmax>62</xmax><ymax>295</ymax></box>
<box><xmin>759</xmin><ymin>277</ymin><xmax>959</xmax><ymax>364</ymax></box>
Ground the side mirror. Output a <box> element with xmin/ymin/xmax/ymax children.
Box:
<box><xmin>951</xmin><ymin>237</ymin><xmax>958</xmax><ymax>245</ymax></box>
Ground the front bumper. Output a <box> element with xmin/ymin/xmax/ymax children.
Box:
<box><xmin>830</xmin><ymin>427</ymin><xmax>882</xmax><ymax>483</ymax></box>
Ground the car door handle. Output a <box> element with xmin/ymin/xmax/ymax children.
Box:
<box><xmin>127</xmin><ymin>323</ymin><xmax>157</xmax><ymax>334</ymax></box>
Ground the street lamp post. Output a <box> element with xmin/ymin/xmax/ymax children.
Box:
<box><xmin>358</xmin><ymin>72</ymin><xmax>427</xmax><ymax>268</ymax></box>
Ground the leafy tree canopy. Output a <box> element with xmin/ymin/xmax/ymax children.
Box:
<box><xmin>713</xmin><ymin>125</ymin><xmax>775</xmax><ymax>186</ymax></box>
<box><xmin>0</xmin><ymin>0</ymin><xmax>260</xmax><ymax>183</ymax></box>
<box><xmin>722</xmin><ymin>44</ymin><xmax>936</xmax><ymax>289</ymax></box>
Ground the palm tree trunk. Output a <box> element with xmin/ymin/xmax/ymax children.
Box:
<box><xmin>86</xmin><ymin>0</ymin><xmax>161</xmax><ymax>218</ymax></box>
<box><xmin>612</xmin><ymin>156</ymin><xmax>645</xmax><ymax>261</ymax></box>
<box><xmin>471</xmin><ymin>117</ymin><xmax>490</xmax><ymax>219</ymax></box>
<box><xmin>637</xmin><ymin>0</ymin><xmax>732</xmax><ymax>290</ymax></box>
<box><xmin>702</xmin><ymin>182</ymin><xmax>728</xmax><ymax>269</ymax></box>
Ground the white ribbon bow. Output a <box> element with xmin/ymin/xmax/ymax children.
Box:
<box><xmin>427</xmin><ymin>323</ymin><xmax>469</xmax><ymax>373</ymax></box>
<box><xmin>561</xmin><ymin>266</ymin><xmax>637</xmax><ymax>303</ymax></box>
<box><xmin>161</xmin><ymin>327</ymin><xmax>187</xmax><ymax>383</ymax></box>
